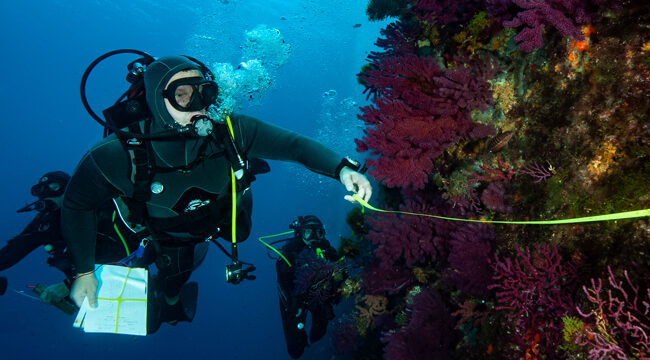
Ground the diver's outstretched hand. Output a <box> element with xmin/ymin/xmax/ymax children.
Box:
<box><xmin>70</xmin><ymin>272</ymin><xmax>98</xmax><ymax>308</ymax></box>
<box><xmin>40</xmin><ymin>282</ymin><xmax>70</xmax><ymax>305</ymax></box>
<box><xmin>339</xmin><ymin>167</ymin><xmax>372</xmax><ymax>204</ymax></box>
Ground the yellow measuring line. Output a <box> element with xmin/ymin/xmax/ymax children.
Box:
<box><xmin>351</xmin><ymin>194</ymin><xmax>650</xmax><ymax>225</ymax></box>
<box><xmin>258</xmin><ymin>231</ymin><xmax>294</xmax><ymax>267</ymax></box>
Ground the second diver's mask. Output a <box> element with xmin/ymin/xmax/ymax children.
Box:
<box><xmin>18</xmin><ymin>171</ymin><xmax>69</xmax><ymax>213</ymax></box>
<box><xmin>301</xmin><ymin>225</ymin><xmax>325</xmax><ymax>245</ymax></box>
<box><xmin>290</xmin><ymin>216</ymin><xmax>326</xmax><ymax>246</ymax></box>
<box><xmin>30</xmin><ymin>173</ymin><xmax>67</xmax><ymax>199</ymax></box>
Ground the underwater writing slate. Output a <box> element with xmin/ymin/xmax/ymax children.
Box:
<box><xmin>73</xmin><ymin>264</ymin><xmax>148</xmax><ymax>336</ymax></box>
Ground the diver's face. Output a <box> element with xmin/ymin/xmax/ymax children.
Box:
<box><xmin>301</xmin><ymin>226</ymin><xmax>324</xmax><ymax>246</ymax></box>
<box><xmin>164</xmin><ymin>70</ymin><xmax>206</xmax><ymax>127</ymax></box>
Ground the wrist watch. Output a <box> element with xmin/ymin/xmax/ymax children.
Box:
<box><xmin>334</xmin><ymin>156</ymin><xmax>366</xmax><ymax>180</ymax></box>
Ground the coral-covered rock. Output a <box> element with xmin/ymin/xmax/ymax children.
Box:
<box><xmin>489</xmin><ymin>0</ymin><xmax>622</xmax><ymax>51</ymax></box>
<box><xmin>357</xmin><ymin>55</ymin><xmax>498</xmax><ymax>188</ymax></box>
<box><xmin>444</xmin><ymin>223</ymin><xmax>495</xmax><ymax>296</ymax></box>
<box><xmin>488</xmin><ymin>243</ymin><xmax>578</xmax><ymax>359</ymax></box>
<box><xmin>481</xmin><ymin>181</ymin><xmax>514</xmax><ymax>213</ymax></box>
<box><xmin>383</xmin><ymin>288</ymin><xmax>455</xmax><ymax>360</ymax></box>
<box><xmin>366</xmin><ymin>194</ymin><xmax>447</xmax><ymax>267</ymax></box>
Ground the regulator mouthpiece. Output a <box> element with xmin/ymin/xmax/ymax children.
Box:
<box><xmin>191</xmin><ymin>115</ymin><xmax>214</xmax><ymax>137</ymax></box>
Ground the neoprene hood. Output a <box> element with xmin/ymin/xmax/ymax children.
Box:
<box><xmin>31</xmin><ymin>171</ymin><xmax>70</xmax><ymax>199</ymax></box>
<box><xmin>144</xmin><ymin>55</ymin><xmax>202</xmax><ymax>131</ymax></box>
<box><xmin>143</xmin><ymin>56</ymin><xmax>208</xmax><ymax>168</ymax></box>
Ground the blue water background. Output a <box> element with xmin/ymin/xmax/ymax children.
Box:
<box><xmin>0</xmin><ymin>1</ymin><xmax>386</xmax><ymax>358</ymax></box>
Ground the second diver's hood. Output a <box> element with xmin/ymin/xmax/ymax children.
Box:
<box><xmin>144</xmin><ymin>55</ymin><xmax>208</xmax><ymax>168</ymax></box>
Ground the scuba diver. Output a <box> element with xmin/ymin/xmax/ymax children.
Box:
<box><xmin>276</xmin><ymin>215</ymin><xmax>343</xmax><ymax>359</ymax></box>
<box><xmin>64</xmin><ymin>53</ymin><xmax>373</xmax><ymax>334</ymax></box>
<box><xmin>0</xmin><ymin>171</ymin><xmax>136</xmax><ymax>314</ymax></box>
<box><xmin>1</xmin><ymin>171</ymin><xmax>72</xmax><ymax>307</ymax></box>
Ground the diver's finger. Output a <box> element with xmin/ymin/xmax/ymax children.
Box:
<box><xmin>87</xmin><ymin>291</ymin><xmax>97</xmax><ymax>308</ymax></box>
<box><xmin>71</xmin><ymin>290</ymin><xmax>84</xmax><ymax>308</ymax></box>
<box><xmin>365</xmin><ymin>186</ymin><xmax>373</xmax><ymax>202</ymax></box>
<box><xmin>344</xmin><ymin>177</ymin><xmax>354</xmax><ymax>192</ymax></box>
<box><xmin>39</xmin><ymin>291</ymin><xmax>51</xmax><ymax>304</ymax></box>
<box><xmin>356</xmin><ymin>186</ymin><xmax>366</xmax><ymax>202</ymax></box>
<box><xmin>344</xmin><ymin>194</ymin><xmax>357</xmax><ymax>203</ymax></box>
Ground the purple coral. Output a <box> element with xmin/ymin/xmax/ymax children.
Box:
<box><xmin>488</xmin><ymin>243</ymin><xmax>578</xmax><ymax>359</ymax></box>
<box><xmin>444</xmin><ymin>223</ymin><xmax>495</xmax><ymax>296</ymax></box>
<box><xmin>364</xmin><ymin>187</ymin><xmax>501</xmax><ymax>296</ymax></box>
<box><xmin>366</xmin><ymin>195</ymin><xmax>446</xmax><ymax>268</ymax></box>
<box><xmin>362</xmin><ymin>261</ymin><xmax>415</xmax><ymax>295</ymax></box>
<box><xmin>356</xmin><ymin>106</ymin><xmax>475</xmax><ymax>189</ymax></box>
<box><xmin>481</xmin><ymin>181</ymin><xmax>514</xmax><ymax>213</ymax></box>
<box><xmin>373</xmin><ymin>20</ymin><xmax>421</xmax><ymax>57</ymax></box>
<box><xmin>490</xmin><ymin>0</ymin><xmax>622</xmax><ymax>52</ymax></box>
<box><xmin>330</xmin><ymin>317</ymin><xmax>361</xmax><ymax>355</ymax></box>
<box><xmin>383</xmin><ymin>288</ymin><xmax>454</xmax><ymax>360</ymax></box>
<box><xmin>504</xmin><ymin>0</ymin><xmax>581</xmax><ymax>51</ymax></box>
<box><xmin>432</xmin><ymin>57</ymin><xmax>500</xmax><ymax>115</ymax></box>
<box><xmin>519</xmin><ymin>161</ymin><xmax>554</xmax><ymax>183</ymax></box>
<box><xmin>293</xmin><ymin>251</ymin><xmax>343</xmax><ymax>306</ymax></box>
<box><xmin>356</xmin><ymin>55</ymin><xmax>498</xmax><ymax>189</ymax></box>
<box><xmin>359</xmin><ymin>53</ymin><xmax>444</xmax><ymax>102</ymax></box>
<box><xmin>468</xmin><ymin>155</ymin><xmax>516</xmax><ymax>185</ymax></box>
<box><xmin>408</xmin><ymin>0</ymin><xmax>483</xmax><ymax>25</ymax></box>
<box><xmin>577</xmin><ymin>266</ymin><xmax>650</xmax><ymax>359</ymax></box>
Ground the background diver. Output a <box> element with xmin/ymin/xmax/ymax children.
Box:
<box><xmin>0</xmin><ymin>171</ymin><xmax>137</xmax><ymax>314</ymax></box>
<box><xmin>276</xmin><ymin>215</ymin><xmax>344</xmax><ymax>359</ymax></box>
<box><xmin>63</xmin><ymin>52</ymin><xmax>373</xmax><ymax>333</ymax></box>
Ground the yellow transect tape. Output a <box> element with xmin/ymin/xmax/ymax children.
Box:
<box><xmin>351</xmin><ymin>194</ymin><xmax>650</xmax><ymax>225</ymax></box>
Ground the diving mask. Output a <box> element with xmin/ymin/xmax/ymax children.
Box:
<box><xmin>302</xmin><ymin>226</ymin><xmax>325</xmax><ymax>244</ymax></box>
<box><xmin>163</xmin><ymin>76</ymin><xmax>218</xmax><ymax>112</ymax></box>
<box><xmin>30</xmin><ymin>172</ymin><xmax>68</xmax><ymax>198</ymax></box>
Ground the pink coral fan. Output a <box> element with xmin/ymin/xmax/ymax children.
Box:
<box><xmin>488</xmin><ymin>243</ymin><xmax>578</xmax><ymax>358</ymax></box>
<box><xmin>362</xmin><ymin>261</ymin><xmax>414</xmax><ymax>295</ymax></box>
<box><xmin>366</xmin><ymin>195</ymin><xmax>447</xmax><ymax>267</ymax></box>
<box><xmin>577</xmin><ymin>266</ymin><xmax>650</xmax><ymax>359</ymax></box>
<box><xmin>444</xmin><ymin>222</ymin><xmax>495</xmax><ymax>296</ymax></box>
<box><xmin>357</xmin><ymin>55</ymin><xmax>498</xmax><ymax>188</ymax></box>
<box><xmin>519</xmin><ymin>161</ymin><xmax>554</xmax><ymax>183</ymax></box>
<box><xmin>489</xmin><ymin>0</ymin><xmax>622</xmax><ymax>52</ymax></box>
<box><xmin>373</xmin><ymin>20</ymin><xmax>420</xmax><ymax>56</ymax></box>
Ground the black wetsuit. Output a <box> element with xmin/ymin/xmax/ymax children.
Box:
<box><xmin>276</xmin><ymin>237</ymin><xmax>338</xmax><ymax>359</ymax></box>
<box><xmin>1</xmin><ymin>202</ymin><xmax>135</xmax><ymax>281</ymax></box>
<box><xmin>63</xmin><ymin>114</ymin><xmax>342</xmax><ymax>298</ymax></box>
<box><xmin>0</xmin><ymin>210</ymin><xmax>67</xmax><ymax>274</ymax></box>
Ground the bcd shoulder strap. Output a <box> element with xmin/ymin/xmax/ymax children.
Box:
<box><xmin>119</xmin><ymin>123</ymin><xmax>152</xmax><ymax>226</ymax></box>
<box><xmin>216</xmin><ymin>120</ymin><xmax>255</xmax><ymax>193</ymax></box>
